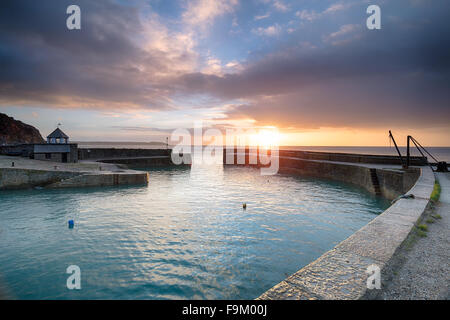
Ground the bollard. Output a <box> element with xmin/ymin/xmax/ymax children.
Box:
<box><xmin>437</xmin><ymin>162</ymin><xmax>448</xmax><ymax>172</ymax></box>
<box><xmin>257</xmin><ymin>146</ymin><xmax>260</xmax><ymax>166</ymax></box>
<box><xmin>11</xmin><ymin>162</ymin><xmax>14</xmax><ymax>167</ymax></box>
<box><xmin>245</xmin><ymin>146</ymin><xmax>249</xmax><ymax>165</ymax></box>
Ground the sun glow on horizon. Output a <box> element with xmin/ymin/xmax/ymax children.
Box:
<box><xmin>249</xmin><ymin>128</ymin><xmax>282</xmax><ymax>149</ymax></box>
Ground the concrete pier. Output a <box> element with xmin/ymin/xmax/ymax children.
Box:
<box><xmin>0</xmin><ymin>155</ymin><xmax>148</xmax><ymax>189</ymax></box>
<box><xmin>221</xmin><ymin>147</ymin><xmax>435</xmax><ymax>300</ymax></box>
<box><xmin>224</xmin><ymin>148</ymin><xmax>423</xmax><ymax>200</ymax></box>
<box><xmin>257</xmin><ymin>163</ymin><xmax>435</xmax><ymax>300</ymax></box>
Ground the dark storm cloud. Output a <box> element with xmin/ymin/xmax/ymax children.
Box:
<box><xmin>0</xmin><ymin>0</ymin><xmax>449</xmax><ymax>130</ymax></box>
<box><xmin>0</xmin><ymin>0</ymin><xmax>177</xmax><ymax>108</ymax></box>
<box><xmin>174</xmin><ymin>1</ymin><xmax>450</xmax><ymax>128</ymax></box>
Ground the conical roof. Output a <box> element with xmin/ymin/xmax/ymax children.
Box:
<box><xmin>47</xmin><ymin>128</ymin><xmax>69</xmax><ymax>139</ymax></box>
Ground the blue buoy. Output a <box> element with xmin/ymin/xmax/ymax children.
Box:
<box><xmin>68</xmin><ymin>220</ymin><xmax>74</xmax><ymax>228</ymax></box>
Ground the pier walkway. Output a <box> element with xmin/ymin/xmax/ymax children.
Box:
<box><xmin>0</xmin><ymin>155</ymin><xmax>148</xmax><ymax>189</ymax></box>
<box><xmin>379</xmin><ymin>172</ymin><xmax>450</xmax><ymax>299</ymax></box>
<box><xmin>0</xmin><ymin>155</ymin><xmax>120</xmax><ymax>172</ymax></box>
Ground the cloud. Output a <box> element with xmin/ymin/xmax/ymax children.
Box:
<box><xmin>253</xmin><ymin>24</ymin><xmax>282</xmax><ymax>36</ymax></box>
<box><xmin>273</xmin><ymin>1</ymin><xmax>289</xmax><ymax>12</ymax></box>
<box><xmin>296</xmin><ymin>10</ymin><xmax>320</xmax><ymax>22</ymax></box>
<box><xmin>0</xmin><ymin>0</ymin><xmax>198</xmax><ymax>110</ymax></box>
<box><xmin>327</xmin><ymin>24</ymin><xmax>359</xmax><ymax>38</ymax></box>
<box><xmin>182</xmin><ymin>0</ymin><xmax>238</xmax><ymax>28</ymax></box>
<box><xmin>254</xmin><ymin>13</ymin><xmax>270</xmax><ymax>21</ymax></box>
<box><xmin>202</xmin><ymin>57</ymin><xmax>223</xmax><ymax>75</ymax></box>
<box><xmin>223</xmin><ymin>76</ymin><xmax>450</xmax><ymax>130</ymax></box>
<box><xmin>225</xmin><ymin>61</ymin><xmax>243</xmax><ymax>72</ymax></box>
<box><xmin>296</xmin><ymin>2</ymin><xmax>353</xmax><ymax>22</ymax></box>
<box><xmin>174</xmin><ymin>3</ymin><xmax>450</xmax><ymax>129</ymax></box>
<box><xmin>0</xmin><ymin>0</ymin><xmax>449</xmax><ymax>133</ymax></box>
<box><xmin>323</xmin><ymin>24</ymin><xmax>362</xmax><ymax>45</ymax></box>
<box><xmin>323</xmin><ymin>3</ymin><xmax>348</xmax><ymax>14</ymax></box>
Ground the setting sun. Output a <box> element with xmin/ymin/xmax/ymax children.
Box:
<box><xmin>250</xmin><ymin>129</ymin><xmax>282</xmax><ymax>148</ymax></box>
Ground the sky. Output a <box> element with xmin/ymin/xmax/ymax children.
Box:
<box><xmin>0</xmin><ymin>0</ymin><xmax>449</xmax><ymax>146</ymax></box>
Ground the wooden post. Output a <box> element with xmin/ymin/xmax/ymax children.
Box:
<box><xmin>389</xmin><ymin>130</ymin><xmax>405</xmax><ymax>168</ymax></box>
<box><xmin>406</xmin><ymin>135</ymin><xmax>411</xmax><ymax>169</ymax></box>
<box><xmin>245</xmin><ymin>145</ymin><xmax>249</xmax><ymax>165</ymax></box>
<box><xmin>257</xmin><ymin>145</ymin><xmax>260</xmax><ymax>166</ymax></box>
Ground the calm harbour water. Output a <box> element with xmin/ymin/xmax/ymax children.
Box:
<box><xmin>0</xmin><ymin>166</ymin><xmax>390</xmax><ymax>299</ymax></box>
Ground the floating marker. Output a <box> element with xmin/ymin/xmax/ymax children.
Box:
<box><xmin>68</xmin><ymin>220</ymin><xmax>74</xmax><ymax>228</ymax></box>
<box><xmin>243</xmin><ymin>203</ymin><xmax>247</xmax><ymax>210</ymax></box>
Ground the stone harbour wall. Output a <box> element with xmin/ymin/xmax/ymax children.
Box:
<box><xmin>99</xmin><ymin>156</ymin><xmax>173</xmax><ymax>168</ymax></box>
<box><xmin>78</xmin><ymin>148</ymin><xmax>170</xmax><ymax>160</ymax></box>
<box><xmin>0</xmin><ymin>168</ymin><xmax>80</xmax><ymax>189</ymax></box>
<box><xmin>257</xmin><ymin>166</ymin><xmax>434</xmax><ymax>300</ymax></box>
<box><xmin>0</xmin><ymin>168</ymin><xmax>148</xmax><ymax>190</ymax></box>
<box><xmin>47</xmin><ymin>171</ymin><xmax>149</xmax><ymax>188</ymax></box>
<box><xmin>277</xmin><ymin>156</ymin><xmax>420</xmax><ymax>200</ymax></box>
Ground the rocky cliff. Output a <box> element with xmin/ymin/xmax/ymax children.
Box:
<box><xmin>0</xmin><ymin>113</ymin><xmax>45</xmax><ymax>145</ymax></box>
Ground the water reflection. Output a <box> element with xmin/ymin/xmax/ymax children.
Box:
<box><xmin>0</xmin><ymin>166</ymin><xmax>390</xmax><ymax>299</ymax></box>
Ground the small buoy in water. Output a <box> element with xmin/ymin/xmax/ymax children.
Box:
<box><xmin>243</xmin><ymin>203</ymin><xmax>247</xmax><ymax>210</ymax></box>
<box><xmin>68</xmin><ymin>220</ymin><xmax>74</xmax><ymax>228</ymax></box>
